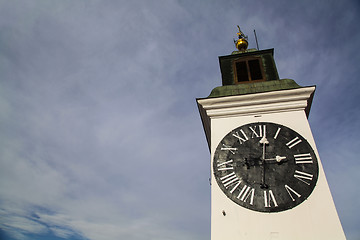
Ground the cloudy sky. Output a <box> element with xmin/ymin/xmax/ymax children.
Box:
<box><xmin>0</xmin><ymin>0</ymin><xmax>359</xmax><ymax>239</ymax></box>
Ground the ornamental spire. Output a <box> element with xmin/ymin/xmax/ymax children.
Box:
<box><xmin>234</xmin><ymin>25</ymin><xmax>248</xmax><ymax>51</ymax></box>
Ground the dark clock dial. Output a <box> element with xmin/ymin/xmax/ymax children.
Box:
<box><xmin>213</xmin><ymin>122</ymin><xmax>319</xmax><ymax>212</ymax></box>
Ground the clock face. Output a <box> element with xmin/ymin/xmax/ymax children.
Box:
<box><xmin>213</xmin><ymin>122</ymin><xmax>319</xmax><ymax>212</ymax></box>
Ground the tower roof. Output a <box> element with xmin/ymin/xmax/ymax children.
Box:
<box><xmin>208</xmin><ymin>79</ymin><xmax>302</xmax><ymax>98</ymax></box>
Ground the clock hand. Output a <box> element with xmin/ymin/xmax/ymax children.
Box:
<box><xmin>259</xmin><ymin>136</ymin><xmax>269</xmax><ymax>189</ymax></box>
<box><xmin>259</xmin><ymin>136</ymin><xmax>269</xmax><ymax>146</ymax></box>
<box><xmin>259</xmin><ymin>135</ymin><xmax>269</xmax><ymax>161</ymax></box>
<box><xmin>264</xmin><ymin>155</ymin><xmax>287</xmax><ymax>163</ymax></box>
<box><xmin>276</xmin><ymin>155</ymin><xmax>286</xmax><ymax>162</ymax></box>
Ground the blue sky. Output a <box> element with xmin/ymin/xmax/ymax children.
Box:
<box><xmin>0</xmin><ymin>0</ymin><xmax>359</xmax><ymax>239</ymax></box>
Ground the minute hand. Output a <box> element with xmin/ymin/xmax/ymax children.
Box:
<box><xmin>259</xmin><ymin>136</ymin><xmax>269</xmax><ymax>189</ymax></box>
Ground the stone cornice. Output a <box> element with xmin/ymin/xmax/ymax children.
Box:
<box><xmin>196</xmin><ymin>86</ymin><xmax>315</xmax><ymax>150</ymax></box>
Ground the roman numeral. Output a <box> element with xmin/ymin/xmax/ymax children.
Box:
<box><xmin>294</xmin><ymin>170</ymin><xmax>313</xmax><ymax>185</ymax></box>
<box><xmin>264</xmin><ymin>190</ymin><xmax>278</xmax><ymax>208</ymax></box>
<box><xmin>237</xmin><ymin>185</ymin><xmax>255</xmax><ymax>205</ymax></box>
<box><xmin>286</xmin><ymin>136</ymin><xmax>302</xmax><ymax>149</ymax></box>
<box><xmin>285</xmin><ymin>185</ymin><xmax>301</xmax><ymax>201</ymax></box>
<box><xmin>217</xmin><ymin>159</ymin><xmax>234</xmax><ymax>171</ymax></box>
<box><xmin>220</xmin><ymin>144</ymin><xmax>237</xmax><ymax>154</ymax></box>
<box><xmin>249</xmin><ymin>125</ymin><xmax>266</xmax><ymax>138</ymax></box>
<box><xmin>294</xmin><ymin>153</ymin><xmax>313</xmax><ymax>164</ymax></box>
<box><xmin>229</xmin><ymin>181</ymin><xmax>241</xmax><ymax>194</ymax></box>
<box><xmin>220</xmin><ymin>172</ymin><xmax>239</xmax><ymax>188</ymax></box>
<box><xmin>274</xmin><ymin>127</ymin><xmax>281</xmax><ymax>139</ymax></box>
<box><xmin>232</xmin><ymin>129</ymin><xmax>248</xmax><ymax>144</ymax></box>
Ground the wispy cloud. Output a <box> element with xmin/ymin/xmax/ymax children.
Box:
<box><xmin>0</xmin><ymin>0</ymin><xmax>359</xmax><ymax>239</ymax></box>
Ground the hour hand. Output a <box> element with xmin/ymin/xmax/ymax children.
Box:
<box><xmin>275</xmin><ymin>155</ymin><xmax>286</xmax><ymax>162</ymax></box>
<box><xmin>265</xmin><ymin>155</ymin><xmax>287</xmax><ymax>163</ymax></box>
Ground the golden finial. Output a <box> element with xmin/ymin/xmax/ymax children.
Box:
<box><xmin>234</xmin><ymin>25</ymin><xmax>248</xmax><ymax>52</ymax></box>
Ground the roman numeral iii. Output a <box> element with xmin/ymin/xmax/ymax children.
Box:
<box><xmin>294</xmin><ymin>153</ymin><xmax>313</xmax><ymax>164</ymax></box>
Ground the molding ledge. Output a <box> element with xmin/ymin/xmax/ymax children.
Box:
<box><xmin>196</xmin><ymin>87</ymin><xmax>315</xmax><ymax>150</ymax></box>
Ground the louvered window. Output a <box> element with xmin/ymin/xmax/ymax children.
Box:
<box><xmin>234</xmin><ymin>57</ymin><xmax>265</xmax><ymax>83</ymax></box>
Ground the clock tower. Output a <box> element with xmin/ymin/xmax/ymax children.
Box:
<box><xmin>196</xmin><ymin>27</ymin><xmax>345</xmax><ymax>240</ymax></box>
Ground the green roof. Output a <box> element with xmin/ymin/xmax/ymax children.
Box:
<box><xmin>208</xmin><ymin>79</ymin><xmax>302</xmax><ymax>98</ymax></box>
